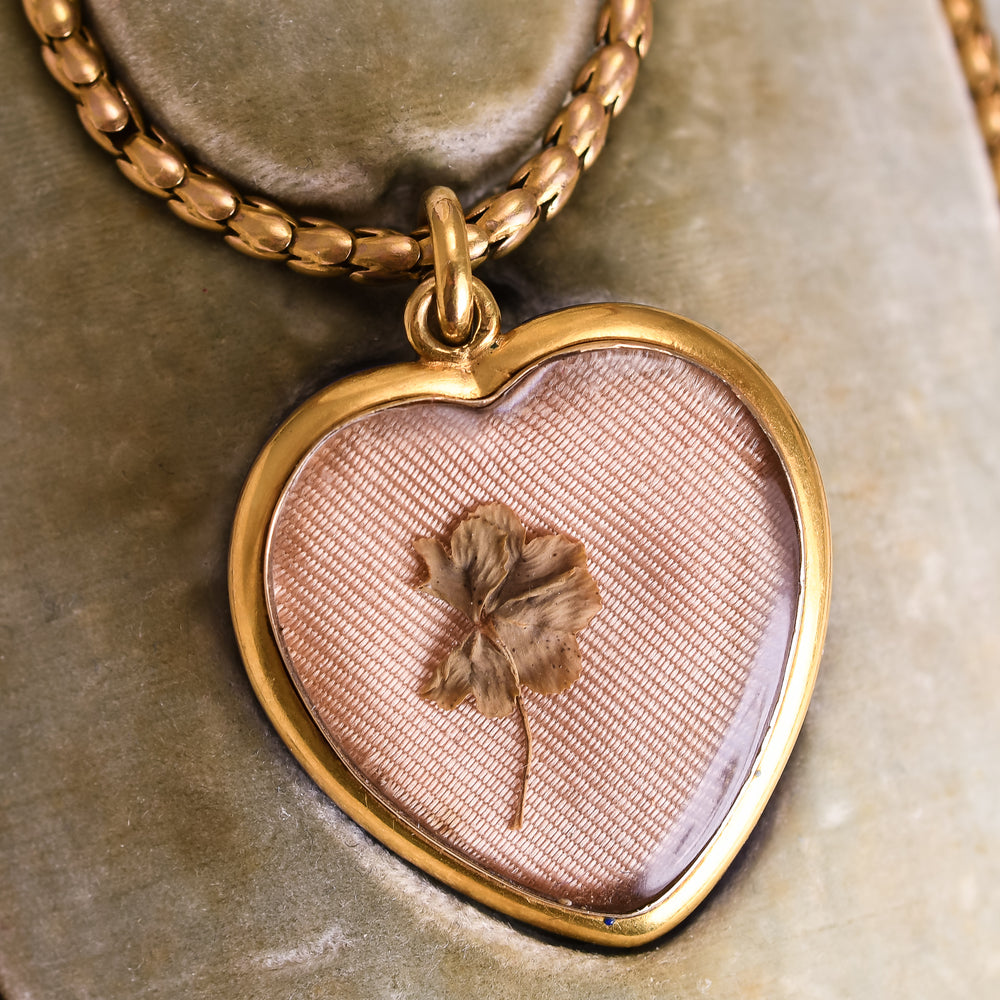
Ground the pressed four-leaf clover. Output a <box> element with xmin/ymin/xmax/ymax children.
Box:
<box><xmin>413</xmin><ymin>503</ymin><xmax>602</xmax><ymax>828</ymax></box>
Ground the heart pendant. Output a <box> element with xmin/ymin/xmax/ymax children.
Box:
<box><xmin>230</xmin><ymin>298</ymin><xmax>831</xmax><ymax>947</ymax></box>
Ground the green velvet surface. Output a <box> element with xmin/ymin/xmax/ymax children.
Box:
<box><xmin>2</xmin><ymin>1</ymin><xmax>999</xmax><ymax>997</ymax></box>
<box><xmin>86</xmin><ymin>0</ymin><xmax>598</xmax><ymax>227</ymax></box>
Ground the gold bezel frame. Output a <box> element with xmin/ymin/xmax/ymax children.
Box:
<box><xmin>229</xmin><ymin>303</ymin><xmax>831</xmax><ymax>947</ymax></box>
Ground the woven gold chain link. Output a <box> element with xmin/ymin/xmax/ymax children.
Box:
<box><xmin>24</xmin><ymin>0</ymin><xmax>651</xmax><ymax>282</ymax></box>
<box><xmin>943</xmin><ymin>0</ymin><xmax>1000</xmax><ymax>194</ymax></box>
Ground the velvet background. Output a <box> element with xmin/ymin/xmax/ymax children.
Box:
<box><xmin>2</xmin><ymin>1</ymin><xmax>999</xmax><ymax>997</ymax></box>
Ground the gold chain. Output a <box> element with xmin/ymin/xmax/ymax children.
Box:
<box><xmin>24</xmin><ymin>0</ymin><xmax>651</xmax><ymax>282</ymax></box>
<box><xmin>943</xmin><ymin>0</ymin><xmax>1000</xmax><ymax>194</ymax></box>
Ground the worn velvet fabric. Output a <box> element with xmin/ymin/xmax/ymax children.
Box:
<box><xmin>2</xmin><ymin>0</ymin><xmax>999</xmax><ymax>997</ymax></box>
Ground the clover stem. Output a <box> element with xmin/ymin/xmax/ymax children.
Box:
<box><xmin>512</xmin><ymin>694</ymin><xmax>533</xmax><ymax>830</ymax></box>
<box><xmin>484</xmin><ymin>621</ymin><xmax>533</xmax><ymax>829</ymax></box>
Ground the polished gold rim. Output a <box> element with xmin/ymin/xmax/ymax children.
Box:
<box><xmin>229</xmin><ymin>303</ymin><xmax>831</xmax><ymax>946</ymax></box>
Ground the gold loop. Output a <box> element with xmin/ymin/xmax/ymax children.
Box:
<box><xmin>404</xmin><ymin>275</ymin><xmax>501</xmax><ymax>364</ymax></box>
<box><xmin>425</xmin><ymin>186</ymin><xmax>475</xmax><ymax>344</ymax></box>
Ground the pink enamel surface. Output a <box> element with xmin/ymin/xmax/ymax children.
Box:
<box><xmin>267</xmin><ymin>348</ymin><xmax>800</xmax><ymax>912</ymax></box>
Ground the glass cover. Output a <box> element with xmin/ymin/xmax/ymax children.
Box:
<box><xmin>266</xmin><ymin>347</ymin><xmax>800</xmax><ymax>913</ymax></box>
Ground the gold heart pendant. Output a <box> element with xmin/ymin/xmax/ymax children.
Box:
<box><xmin>229</xmin><ymin>298</ymin><xmax>831</xmax><ymax>947</ymax></box>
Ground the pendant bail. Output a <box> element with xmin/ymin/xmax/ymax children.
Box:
<box><xmin>425</xmin><ymin>186</ymin><xmax>475</xmax><ymax>345</ymax></box>
<box><xmin>404</xmin><ymin>187</ymin><xmax>501</xmax><ymax>364</ymax></box>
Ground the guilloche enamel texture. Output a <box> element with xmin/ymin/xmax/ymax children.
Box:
<box><xmin>265</xmin><ymin>348</ymin><xmax>799</xmax><ymax>912</ymax></box>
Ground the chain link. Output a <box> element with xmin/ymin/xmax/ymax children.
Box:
<box><xmin>943</xmin><ymin>0</ymin><xmax>1000</xmax><ymax>195</ymax></box>
<box><xmin>24</xmin><ymin>0</ymin><xmax>651</xmax><ymax>282</ymax></box>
